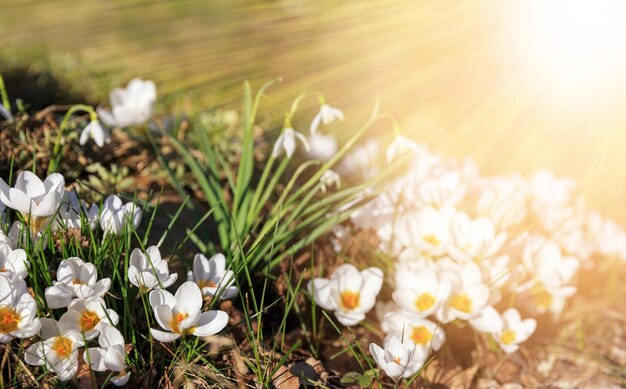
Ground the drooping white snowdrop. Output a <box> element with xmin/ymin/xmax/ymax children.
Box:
<box><xmin>0</xmin><ymin>171</ymin><xmax>65</xmax><ymax>234</ymax></box>
<box><xmin>128</xmin><ymin>246</ymin><xmax>177</xmax><ymax>291</ymax></box>
<box><xmin>24</xmin><ymin>318</ymin><xmax>84</xmax><ymax>382</ymax></box>
<box><xmin>149</xmin><ymin>281</ymin><xmax>229</xmax><ymax>342</ymax></box>
<box><xmin>59</xmin><ymin>297</ymin><xmax>119</xmax><ymax>340</ymax></box>
<box><xmin>310</xmin><ymin>104</ymin><xmax>344</xmax><ymax>134</ymax></box>
<box><xmin>307</xmin><ymin>264</ymin><xmax>383</xmax><ymax>326</ymax></box>
<box><xmin>319</xmin><ymin>170</ymin><xmax>341</xmax><ymax>193</ymax></box>
<box><xmin>0</xmin><ymin>248</ymin><xmax>28</xmax><ymax>280</ymax></box>
<box><xmin>447</xmin><ymin>212</ymin><xmax>507</xmax><ymax>263</ymax></box>
<box><xmin>98</xmin><ymin>78</ymin><xmax>156</xmax><ymax>128</ymax></box>
<box><xmin>386</xmin><ymin>134</ymin><xmax>420</xmax><ymax>163</ymax></box>
<box><xmin>272</xmin><ymin>127</ymin><xmax>310</xmax><ymax>158</ymax></box>
<box><xmin>0</xmin><ymin>273</ymin><xmax>41</xmax><ymax>343</ymax></box>
<box><xmin>55</xmin><ymin>191</ymin><xmax>99</xmax><ymax>231</ymax></box>
<box><xmin>100</xmin><ymin>195</ymin><xmax>142</xmax><ymax>236</ymax></box>
<box><xmin>381</xmin><ymin>310</ymin><xmax>446</xmax><ymax>366</ymax></box>
<box><xmin>80</xmin><ymin>116</ymin><xmax>111</xmax><ymax>148</ymax></box>
<box><xmin>187</xmin><ymin>253</ymin><xmax>238</xmax><ymax>300</ymax></box>
<box><xmin>392</xmin><ymin>266</ymin><xmax>451</xmax><ymax>317</ymax></box>
<box><xmin>83</xmin><ymin>326</ymin><xmax>131</xmax><ymax>386</ymax></box>
<box><xmin>305</xmin><ymin>133</ymin><xmax>338</xmax><ymax>162</ymax></box>
<box><xmin>369</xmin><ymin>335</ymin><xmax>416</xmax><ymax>382</ymax></box>
<box><xmin>494</xmin><ymin>308</ymin><xmax>537</xmax><ymax>354</ymax></box>
<box><xmin>45</xmin><ymin>257</ymin><xmax>111</xmax><ymax>309</ymax></box>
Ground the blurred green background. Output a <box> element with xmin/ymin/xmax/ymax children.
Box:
<box><xmin>2</xmin><ymin>0</ymin><xmax>625</xmax><ymax>222</ymax></box>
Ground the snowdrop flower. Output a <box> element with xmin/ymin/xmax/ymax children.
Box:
<box><xmin>272</xmin><ymin>128</ymin><xmax>310</xmax><ymax>158</ymax></box>
<box><xmin>369</xmin><ymin>335</ymin><xmax>416</xmax><ymax>382</ymax></box>
<box><xmin>386</xmin><ymin>134</ymin><xmax>420</xmax><ymax>163</ymax></box>
<box><xmin>310</xmin><ymin>104</ymin><xmax>344</xmax><ymax>134</ymax></box>
<box><xmin>447</xmin><ymin>212</ymin><xmax>507</xmax><ymax>263</ymax></box>
<box><xmin>83</xmin><ymin>326</ymin><xmax>130</xmax><ymax>386</ymax></box>
<box><xmin>24</xmin><ymin>318</ymin><xmax>84</xmax><ymax>381</ymax></box>
<box><xmin>0</xmin><ymin>248</ymin><xmax>28</xmax><ymax>280</ymax></box>
<box><xmin>79</xmin><ymin>116</ymin><xmax>110</xmax><ymax>148</ymax></box>
<box><xmin>0</xmin><ymin>273</ymin><xmax>41</xmax><ymax>343</ymax></box>
<box><xmin>0</xmin><ymin>171</ymin><xmax>65</xmax><ymax>234</ymax></box>
<box><xmin>59</xmin><ymin>297</ymin><xmax>119</xmax><ymax>340</ymax></box>
<box><xmin>320</xmin><ymin>170</ymin><xmax>341</xmax><ymax>193</ymax></box>
<box><xmin>305</xmin><ymin>133</ymin><xmax>338</xmax><ymax>161</ymax></box>
<box><xmin>100</xmin><ymin>195</ymin><xmax>142</xmax><ymax>236</ymax></box>
<box><xmin>393</xmin><ymin>267</ymin><xmax>451</xmax><ymax>317</ymax></box>
<box><xmin>494</xmin><ymin>308</ymin><xmax>536</xmax><ymax>354</ymax></box>
<box><xmin>56</xmin><ymin>191</ymin><xmax>99</xmax><ymax>231</ymax></box>
<box><xmin>45</xmin><ymin>257</ymin><xmax>111</xmax><ymax>309</ymax></box>
<box><xmin>187</xmin><ymin>253</ymin><xmax>238</xmax><ymax>300</ymax></box>
<box><xmin>149</xmin><ymin>281</ymin><xmax>229</xmax><ymax>342</ymax></box>
<box><xmin>307</xmin><ymin>264</ymin><xmax>383</xmax><ymax>326</ymax></box>
<box><xmin>99</xmin><ymin>78</ymin><xmax>156</xmax><ymax>128</ymax></box>
<box><xmin>381</xmin><ymin>311</ymin><xmax>446</xmax><ymax>366</ymax></box>
<box><xmin>128</xmin><ymin>246</ymin><xmax>177</xmax><ymax>291</ymax></box>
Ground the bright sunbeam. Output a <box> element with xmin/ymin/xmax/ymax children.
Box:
<box><xmin>521</xmin><ymin>0</ymin><xmax>626</xmax><ymax>92</ymax></box>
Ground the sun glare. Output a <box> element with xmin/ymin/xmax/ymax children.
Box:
<box><xmin>522</xmin><ymin>0</ymin><xmax>626</xmax><ymax>92</ymax></box>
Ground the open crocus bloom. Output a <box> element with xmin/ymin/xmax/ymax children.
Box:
<box><xmin>381</xmin><ymin>310</ymin><xmax>445</xmax><ymax>364</ymax></box>
<box><xmin>24</xmin><ymin>318</ymin><xmax>84</xmax><ymax>381</ymax></box>
<box><xmin>437</xmin><ymin>262</ymin><xmax>491</xmax><ymax>322</ymax></box>
<box><xmin>494</xmin><ymin>308</ymin><xmax>537</xmax><ymax>354</ymax></box>
<box><xmin>0</xmin><ymin>248</ymin><xmax>28</xmax><ymax>280</ymax></box>
<box><xmin>128</xmin><ymin>246</ymin><xmax>177</xmax><ymax>291</ymax></box>
<box><xmin>99</xmin><ymin>78</ymin><xmax>156</xmax><ymax>128</ymax></box>
<box><xmin>393</xmin><ymin>267</ymin><xmax>451</xmax><ymax>317</ymax></box>
<box><xmin>59</xmin><ymin>297</ymin><xmax>119</xmax><ymax>340</ymax></box>
<box><xmin>100</xmin><ymin>195</ymin><xmax>142</xmax><ymax>236</ymax></box>
<box><xmin>448</xmin><ymin>212</ymin><xmax>507</xmax><ymax>263</ymax></box>
<box><xmin>187</xmin><ymin>253</ymin><xmax>238</xmax><ymax>300</ymax></box>
<box><xmin>401</xmin><ymin>207</ymin><xmax>454</xmax><ymax>257</ymax></box>
<box><xmin>149</xmin><ymin>281</ymin><xmax>229</xmax><ymax>342</ymax></box>
<box><xmin>0</xmin><ymin>273</ymin><xmax>41</xmax><ymax>343</ymax></box>
<box><xmin>84</xmin><ymin>326</ymin><xmax>130</xmax><ymax>386</ymax></box>
<box><xmin>307</xmin><ymin>264</ymin><xmax>383</xmax><ymax>326</ymax></box>
<box><xmin>45</xmin><ymin>257</ymin><xmax>111</xmax><ymax>309</ymax></box>
<box><xmin>369</xmin><ymin>335</ymin><xmax>416</xmax><ymax>381</ymax></box>
<box><xmin>272</xmin><ymin>128</ymin><xmax>310</xmax><ymax>158</ymax></box>
<box><xmin>0</xmin><ymin>171</ymin><xmax>65</xmax><ymax>234</ymax></box>
<box><xmin>310</xmin><ymin>104</ymin><xmax>344</xmax><ymax>135</ymax></box>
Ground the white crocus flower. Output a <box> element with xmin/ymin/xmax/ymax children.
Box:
<box><xmin>393</xmin><ymin>267</ymin><xmax>451</xmax><ymax>317</ymax></box>
<box><xmin>99</xmin><ymin>78</ymin><xmax>156</xmax><ymax>128</ymax></box>
<box><xmin>310</xmin><ymin>104</ymin><xmax>344</xmax><ymax>134</ymax></box>
<box><xmin>84</xmin><ymin>326</ymin><xmax>131</xmax><ymax>386</ymax></box>
<box><xmin>272</xmin><ymin>128</ymin><xmax>310</xmax><ymax>158</ymax></box>
<box><xmin>494</xmin><ymin>308</ymin><xmax>537</xmax><ymax>354</ymax></box>
<box><xmin>305</xmin><ymin>133</ymin><xmax>338</xmax><ymax>161</ymax></box>
<box><xmin>128</xmin><ymin>246</ymin><xmax>177</xmax><ymax>291</ymax></box>
<box><xmin>45</xmin><ymin>257</ymin><xmax>111</xmax><ymax>309</ymax></box>
<box><xmin>320</xmin><ymin>170</ymin><xmax>341</xmax><ymax>193</ymax></box>
<box><xmin>381</xmin><ymin>310</ymin><xmax>446</xmax><ymax>367</ymax></box>
<box><xmin>0</xmin><ymin>248</ymin><xmax>28</xmax><ymax>280</ymax></box>
<box><xmin>59</xmin><ymin>297</ymin><xmax>119</xmax><ymax>340</ymax></box>
<box><xmin>447</xmin><ymin>212</ymin><xmax>507</xmax><ymax>263</ymax></box>
<box><xmin>187</xmin><ymin>253</ymin><xmax>238</xmax><ymax>300</ymax></box>
<box><xmin>307</xmin><ymin>264</ymin><xmax>383</xmax><ymax>326</ymax></box>
<box><xmin>369</xmin><ymin>335</ymin><xmax>416</xmax><ymax>382</ymax></box>
<box><xmin>79</xmin><ymin>117</ymin><xmax>110</xmax><ymax>148</ymax></box>
<box><xmin>149</xmin><ymin>281</ymin><xmax>229</xmax><ymax>342</ymax></box>
<box><xmin>386</xmin><ymin>134</ymin><xmax>420</xmax><ymax>163</ymax></box>
<box><xmin>24</xmin><ymin>318</ymin><xmax>84</xmax><ymax>382</ymax></box>
<box><xmin>0</xmin><ymin>273</ymin><xmax>41</xmax><ymax>343</ymax></box>
<box><xmin>0</xmin><ymin>171</ymin><xmax>65</xmax><ymax>234</ymax></box>
<box><xmin>399</xmin><ymin>207</ymin><xmax>454</xmax><ymax>257</ymax></box>
<box><xmin>522</xmin><ymin>235</ymin><xmax>579</xmax><ymax>286</ymax></box>
<box><xmin>56</xmin><ymin>191</ymin><xmax>99</xmax><ymax>231</ymax></box>
<box><xmin>100</xmin><ymin>195</ymin><xmax>142</xmax><ymax>236</ymax></box>
<box><xmin>437</xmin><ymin>263</ymin><xmax>493</xmax><ymax>323</ymax></box>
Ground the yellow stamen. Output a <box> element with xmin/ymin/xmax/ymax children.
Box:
<box><xmin>500</xmin><ymin>329</ymin><xmax>516</xmax><ymax>345</ymax></box>
<box><xmin>423</xmin><ymin>234</ymin><xmax>441</xmax><ymax>246</ymax></box>
<box><xmin>197</xmin><ymin>279</ymin><xmax>218</xmax><ymax>289</ymax></box>
<box><xmin>410</xmin><ymin>325</ymin><xmax>433</xmax><ymax>345</ymax></box>
<box><xmin>52</xmin><ymin>336</ymin><xmax>73</xmax><ymax>359</ymax></box>
<box><xmin>414</xmin><ymin>293</ymin><xmax>436</xmax><ymax>312</ymax></box>
<box><xmin>80</xmin><ymin>310</ymin><xmax>101</xmax><ymax>331</ymax></box>
<box><xmin>449</xmin><ymin>293</ymin><xmax>473</xmax><ymax>313</ymax></box>
<box><xmin>169</xmin><ymin>312</ymin><xmax>189</xmax><ymax>333</ymax></box>
<box><xmin>0</xmin><ymin>306</ymin><xmax>20</xmax><ymax>333</ymax></box>
<box><xmin>340</xmin><ymin>291</ymin><xmax>360</xmax><ymax>310</ymax></box>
